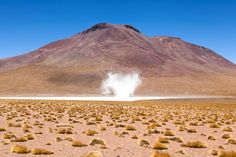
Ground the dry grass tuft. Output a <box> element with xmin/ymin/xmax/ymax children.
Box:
<box><xmin>56</xmin><ymin>137</ymin><xmax>63</xmax><ymax>142</ymax></box>
<box><xmin>45</xmin><ymin>142</ymin><xmax>52</xmax><ymax>145</ymax></box>
<box><xmin>31</xmin><ymin>148</ymin><xmax>54</xmax><ymax>155</ymax></box>
<box><xmin>13</xmin><ymin>136</ymin><xmax>28</xmax><ymax>142</ymax></box>
<box><xmin>89</xmin><ymin>138</ymin><xmax>106</xmax><ymax>146</ymax></box>
<box><xmin>209</xmin><ymin>123</ymin><xmax>220</xmax><ymax>128</ymax></box>
<box><xmin>98</xmin><ymin>126</ymin><xmax>106</xmax><ymax>131</ymax></box>
<box><xmin>176</xmin><ymin>149</ymin><xmax>185</xmax><ymax>154</ymax></box>
<box><xmin>158</xmin><ymin>137</ymin><xmax>169</xmax><ymax>143</ymax></box>
<box><xmin>150</xmin><ymin>151</ymin><xmax>172</xmax><ymax>157</ymax></box>
<box><xmin>72</xmin><ymin>140</ymin><xmax>88</xmax><ymax>147</ymax></box>
<box><xmin>228</xmin><ymin>139</ymin><xmax>236</xmax><ymax>145</ymax></box>
<box><xmin>3</xmin><ymin>133</ymin><xmax>15</xmax><ymax>139</ymax></box>
<box><xmin>83</xmin><ymin>150</ymin><xmax>103</xmax><ymax>157</ymax></box>
<box><xmin>187</xmin><ymin>128</ymin><xmax>197</xmax><ymax>133</ymax></box>
<box><xmin>218</xmin><ymin>151</ymin><xmax>236</xmax><ymax>157</ymax></box>
<box><xmin>132</xmin><ymin>135</ymin><xmax>138</xmax><ymax>139</ymax></box>
<box><xmin>210</xmin><ymin>149</ymin><xmax>218</xmax><ymax>156</ymax></box>
<box><xmin>56</xmin><ymin>128</ymin><xmax>73</xmax><ymax>134</ymax></box>
<box><xmin>222</xmin><ymin>134</ymin><xmax>231</xmax><ymax>139</ymax></box>
<box><xmin>152</xmin><ymin>141</ymin><xmax>168</xmax><ymax>150</ymax></box>
<box><xmin>177</xmin><ymin>126</ymin><xmax>185</xmax><ymax>131</ymax></box>
<box><xmin>208</xmin><ymin>135</ymin><xmax>216</xmax><ymax>140</ymax></box>
<box><xmin>164</xmin><ymin>130</ymin><xmax>175</xmax><ymax>136</ymax></box>
<box><xmin>125</xmin><ymin>125</ymin><xmax>137</xmax><ymax>131</ymax></box>
<box><xmin>181</xmin><ymin>141</ymin><xmax>207</xmax><ymax>148</ymax></box>
<box><xmin>64</xmin><ymin>137</ymin><xmax>73</xmax><ymax>142</ymax></box>
<box><xmin>223</xmin><ymin>127</ymin><xmax>233</xmax><ymax>132</ymax></box>
<box><xmin>85</xmin><ymin>130</ymin><xmax>98</xmax><ymax>136</ymax></box>
<box><xmin>138</xmin><ymin>139</ymin><xmax>149</xmax><ymax>147</ymax></box>
<box><xmin>25</xmin><ymin>134</ymin><xmax>34</xmax><ymax>140</ymax></box>
<box><xmin>169</xmin><ymin>137</ymin><xmax>183</xmax><ymax>143</ymax></box>
<box><xmin>0</xmin><ymin>127</ymin><xmax>6</xmax><ymax>131</ymax></box>
<box><xmin>11</xmin><ymin>144</ymin><xmax>30</xmax><ymax>154</ymax></box>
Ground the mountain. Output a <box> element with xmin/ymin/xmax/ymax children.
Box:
<box><xmin>0</xmin><ymin>23</ymin><xmax>236</xmax><ymax>96</ymax></box>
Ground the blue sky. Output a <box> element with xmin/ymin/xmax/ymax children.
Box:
<box><xmin>0</xmin><ymin>0</ymin><xmax>235</xmax><ymax>63</ymax></box>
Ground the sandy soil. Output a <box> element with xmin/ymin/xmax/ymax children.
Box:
<box><xmin>0</xmin><ymin>99</ymin><xmax>235</xmax><ymax>157</ymax></box>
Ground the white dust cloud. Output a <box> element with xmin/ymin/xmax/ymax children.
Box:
<box><xmin>101</xmin><ymin>72</ymin><xmax>142</xmax><ymax>97</ymax></box>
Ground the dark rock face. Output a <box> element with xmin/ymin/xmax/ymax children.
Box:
<box><xmin>123</xmin><ymin>24</ymin><xmax>141</xmax><ymax>33</ymax></box>
<box><xmin>82</xmin><ymin>23</ymin><xmax>111</xmax><ymax>34</ymax></box>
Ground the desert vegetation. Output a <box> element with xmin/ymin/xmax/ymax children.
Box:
<box><xmin>0</xmin><ymin>99</ymin><xmax>235</xmax><ymax>156</ymax></box>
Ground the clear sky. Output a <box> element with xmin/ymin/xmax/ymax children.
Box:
<box><xmin>0</xmin><ymin>0</ymin><xmax>235</xmax><ymax>63</ymax></box>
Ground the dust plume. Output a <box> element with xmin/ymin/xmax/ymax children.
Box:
<box><xmin>101</xmin><ymin>72</ymin><xmax>142</xmax><ymax>97</ymax></box>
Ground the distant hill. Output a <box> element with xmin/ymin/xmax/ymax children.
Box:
<box><xmin>0</xmin><ymin>23</ymin><xmax>236</xmax><ymax>96</ymax></box>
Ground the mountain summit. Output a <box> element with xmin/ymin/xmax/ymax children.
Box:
<box><xmin>0</xmin><ymin>23</ymin><xmax>236</xmax><ymax>96</ymax></box>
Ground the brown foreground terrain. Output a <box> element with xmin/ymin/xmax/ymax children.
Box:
<box><xmin>0</xmin><ymin>99</ymin><xmax>236</xmax><ymax>157</ymax></box>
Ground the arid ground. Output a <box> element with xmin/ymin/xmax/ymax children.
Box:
<box><xmin>0</xmin><ymin>99</ymin><xmax>236</xmax><ymax>157</ymax></box>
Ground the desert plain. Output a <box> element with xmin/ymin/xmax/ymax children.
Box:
<box><xmin>0</xmin><ymin>99</ymin><xmax>236</xmax><ymax>157</ymax></box>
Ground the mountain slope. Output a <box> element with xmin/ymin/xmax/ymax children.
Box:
<box><xmin>0</xmin><ymin>23</ymin><xmax>236</xmax><ymax>96</ymax></box>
